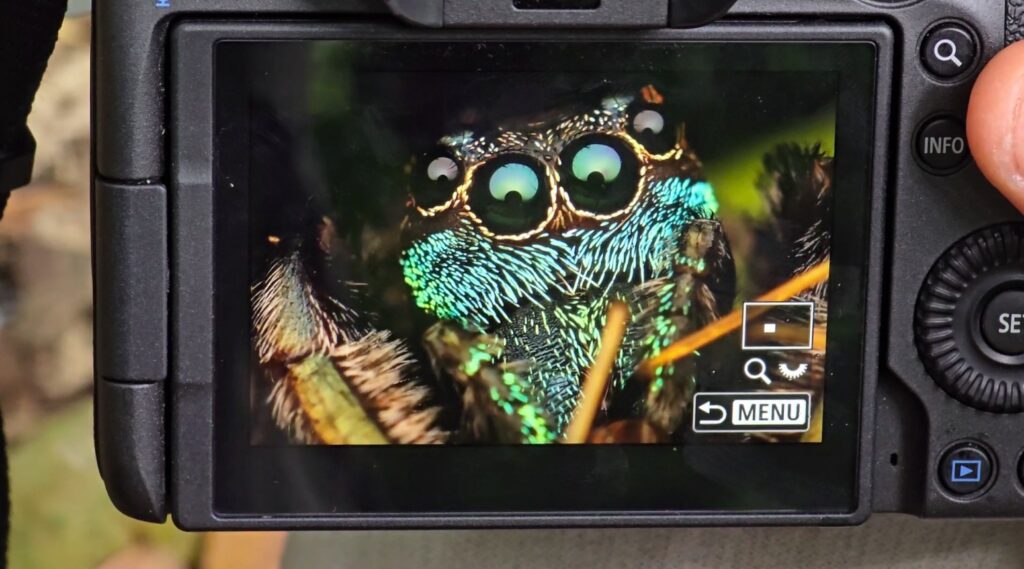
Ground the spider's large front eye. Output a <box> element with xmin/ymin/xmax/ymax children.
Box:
<box><xmin>469</xmin><ymin>155</ymin><xmax>551</xmax><ymax>235</ymax></box>
<box><xmin>411</xmin><ymin>152</ymin><xmax>463</xmax><ymax>208</ymax></box>
<box><xmin>572</xmin><ymin>144</ymin><xmax>622</xmax><ymax>186</ymax></box>
<box><xmin>560</xmin><ymin>135</ymin><xmax>640</xmax><ymax>214</ymax></box>
<box><xmin>489</xmin><ymin>163</ymin><xmax>540</xmax><ymax>203</ymax></box>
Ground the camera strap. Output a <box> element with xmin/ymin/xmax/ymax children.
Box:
<box><xmin>0</xmin><ymin>1</ymin><xmax>67</xmax><ymax>566</ymax></box>
<box><xmin>0</xmin><ymin>0</ymin><xmax>68</xmax><ymax>221</ymax></box>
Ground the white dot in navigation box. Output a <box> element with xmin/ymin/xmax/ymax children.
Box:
<box><xmin>742</xmin><ymin>301</ymin><xmax>815</xmax><ymax>351</ymax></box>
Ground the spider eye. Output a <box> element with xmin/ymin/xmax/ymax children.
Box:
<box><xmin>560</xmin><ymin>135</ymin><xmax>639</xmax><ymax>215</ymax></box>
<box><xmin>411</xmin><ymin>152</ymin><xmax>462</xmax><ymax>208</ymax></box>
<box><xmin>629</xmin><ymin>106</ymin><xmax>676</xmax><ymax>154</ymax></box>
<box><xmin>427</xmin><ymin>156</ymin><xmax>460</xmax><ymax>183</ymax></box>
<box><xmin>469</xmin><ymin>155</ymin><xmax>551</xmax><ymax>235</ymax></box>
<box><xmin>572</xmin><ymin>144</ymin><xmax>623</xmax><ymax>185</ymax></box>
<box><xmin>489</xmin><ymin>163</ymin><xmax>540</xmax><ymax>203</ymax></box>
<box><xmin>633</xmin><ymin>110</ymin><xmax>665</xmax><ymax>136</ymax></box>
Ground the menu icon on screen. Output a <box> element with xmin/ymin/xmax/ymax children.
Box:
<box><xmin>692</xmin><ymin>392</ymin><xmax>813</xmax><ymax>434</ymax></box>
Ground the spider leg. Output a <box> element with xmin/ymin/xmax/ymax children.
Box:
<box><xmin>252</xmin><ymin>249</ymin><xmax>447</xmax><ymax>444</ymax></box>
<box><xmin>422</xmin><ymin>321</ymin><xmax>557</xmax><ymax>445</ymax></box>
<box><xmin>639</xmin><ymin>215</ymin><xmax>735</xmax><ymax>434</ymax></box>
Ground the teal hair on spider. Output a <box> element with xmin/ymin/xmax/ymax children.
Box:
<box><xmin>400</xmin><ymin>177</ymin><xmax>718</xmax><ymax>333</ymax></box>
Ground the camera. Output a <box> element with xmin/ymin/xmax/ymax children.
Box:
<box><xmin>92</xmin><ymin>0</ymin><xmax>1024</xmax><ymax>529</ymax></box>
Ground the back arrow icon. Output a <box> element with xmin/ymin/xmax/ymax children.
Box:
<box><xmin>697</xmin><ymin>401</ymin><xmax>727</xmax><ymax>425</ymax></box>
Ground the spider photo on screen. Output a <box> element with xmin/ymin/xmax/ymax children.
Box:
<box><xmin>243</xmin><ymin>52</ymin><xmax>835</xmax><ymax>447</ymax></box>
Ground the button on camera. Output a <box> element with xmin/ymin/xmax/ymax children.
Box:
<box><xmin>915</xmin><ymin>116</ymin><xmax>970</xmax><ymax>174</ymax></box>
<box><xmin>1019</xmin><ymin>453</ymin><xmax>1024</xmax><ymax>489</ymax></box>
<box><xmin>939</xmin><ymin>443</ymin><xmax>994</xmax><ymax>496</ymax></box>
<box><xmin>921</xmin><ymin>23</ymin><xmax>978</xmax><ymax>79</ymax></box>
<box><xmin>980</xmin><ymin>289</ymin><xmax>1024</xmax><ymax>357</ymax></box>
<box><xmin>916</xmin><ymin>224</ymin><xmax>1024</xmax><ymax>413</ymax></box>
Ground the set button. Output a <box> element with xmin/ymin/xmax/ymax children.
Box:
<box><xmin>980</xmin><ymin>289</ymin><xmax>1024</xmax><ymax>357</ymax></box>
<box><xmin>939</xmin><ymin>442</ymin><xmax>994</xmax><ymax>496</ymax></box>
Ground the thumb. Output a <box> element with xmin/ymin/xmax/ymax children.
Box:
<box><xmin>967</xmin><ymin>41</ymin><xmax>1024</xmax><ymax>214</ymax></box>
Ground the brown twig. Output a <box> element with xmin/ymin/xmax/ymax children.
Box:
<box><xmin>563</xmin><ymin>301</ymin><xmax>631</xmax><ymax>444</ymax></box>
<box><xmin>636</xmin><ymin>260</ymin><xmax>831</xmax><ymax>377</ymax></box>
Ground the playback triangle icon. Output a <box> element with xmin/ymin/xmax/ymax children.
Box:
<box><xmin>942</xmin><ymin>448</ymin><xmax>990</xmax><ymax>493</ymax></box>
<box><xmin>949</xmin><ymin>458</ymin><xmax>984</xmax><ymax>484</ymax></box>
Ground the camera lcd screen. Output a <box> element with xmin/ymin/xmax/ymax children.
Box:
<box><xmin>242</xmin><ymin>42</ymin><xmax>845</xmax><ymax>446</ymax></box>
<box><xmin>210</xmin><ymin>33</ymin><xmax>879</xmax><ymax>514</ymax></box>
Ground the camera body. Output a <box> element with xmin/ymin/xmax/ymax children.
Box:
<box><xmin>92</xmin><ymin>0</ymin><xmax>1024</xmax><ymax>529</ymax></box>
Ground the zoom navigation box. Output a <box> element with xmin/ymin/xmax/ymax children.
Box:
<box><xmin>692</xmin><ymin>392</ymin><xmax>813</xmax><ymax>434</ymax></box>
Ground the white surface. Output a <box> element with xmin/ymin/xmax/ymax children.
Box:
<box><xmin>283</xmin><ymin>515</ymin><xmax>1024</xmax><ymax>569</ymax></box>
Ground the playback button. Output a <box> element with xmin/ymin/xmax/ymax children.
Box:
<box><xmin>939</xmin><ymin>442</ymin><xmax>994</xmax><ymax>496</ymax></box>
<box><xmin>915</xmin><ymin>116</ymin><xmax>970</xmax><ymax>174</ymax></box>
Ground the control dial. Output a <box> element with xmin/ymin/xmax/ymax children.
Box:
<box><xmin>915</xmin><ymin>223</ymin><xmax>1024</xmax><ymax>413</ymax></box>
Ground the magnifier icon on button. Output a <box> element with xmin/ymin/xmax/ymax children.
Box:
<box><xmin>744</xmin><ymin>357</ymin><xmax>771</xmax><ymax>385</ymax></box>
<box><xmin>934</xmin><ymin>39</ymin><xmax>963</xmax><ymax>67</ymax></box>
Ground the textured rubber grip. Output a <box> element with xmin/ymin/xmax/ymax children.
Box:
<box><xmin>1008</xmin><ymin>0</ymin><xmax>1024</xmax><ymax>44</ymax></box>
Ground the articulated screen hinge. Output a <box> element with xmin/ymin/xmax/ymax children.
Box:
<box><xmin>94</xmin><ymin>179</ymin><xmax>169</xmax><ymax>523</ymax></box>
<box><xmin>385</xmin><ymin>0</ymin><xmax>738</xmax><ymax>28</ymax></box>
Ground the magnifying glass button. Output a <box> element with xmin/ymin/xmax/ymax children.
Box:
<box><xmin>922</xmin><ymin>23</ymin><xmax>977</xmax><ymax>79</ymax></box>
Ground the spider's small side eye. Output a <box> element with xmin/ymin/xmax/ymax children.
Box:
<box><xmin>633</xmin><ymin>110</ymin><xmax>665</xmax><ymax>136</ymax></box>
<box><xmin>428</xmin><ymin>156</ymin><xmax>460</xmax><ymax>183</ymax></box>
<box><xmin>629</xmin><ymin>105</ymin><xmax>676</xmax><ymax>155</ymax></box>
<box><xmin>411</xmin><ymin>152</ymin><xmax>463</xmax><ymax>208</ymax></box>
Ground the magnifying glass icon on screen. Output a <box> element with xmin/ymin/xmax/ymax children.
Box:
<box><xmin>743</xmin><ymin>357</ymin><xmax>771</xmax><ymax>385</ymax></box>
<box><xmin>933</xmin><ymin>39</ymin><xmax>963</xmax><ymax>67</ymax></box>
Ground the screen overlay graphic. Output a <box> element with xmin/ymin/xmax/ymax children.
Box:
<box><xmin>243</xmin><ymin>42</ymin><xmax>838</xmax><ymax>447</ymax></box>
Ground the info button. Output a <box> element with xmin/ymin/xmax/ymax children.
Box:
<box><xmin>916</xmin><ymin>116</ymin><xmax>969</xmax><ymax>174</ymax></box>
